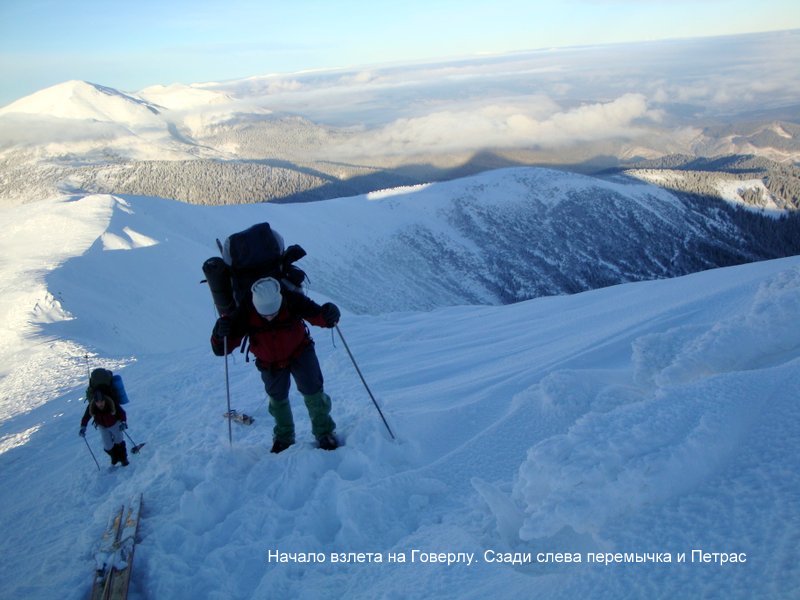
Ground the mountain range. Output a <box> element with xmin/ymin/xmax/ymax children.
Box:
<box><xmin>1</xmin><ymin>81</ymin><xmax>799</xmax><ymax>311</ymax></box>
<box><xmin>0</xmin><ymin>32</ymin><xmax>798</xmax><ymax>313</ymax></box>
<box><xmin>2</xmin><ymin>31</ymin><xmax>799</xmax><ymax>208</ymax></box>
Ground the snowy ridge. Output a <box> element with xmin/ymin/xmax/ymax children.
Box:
<box><xmin>137</xmin><ymin>84</ymin><xmax>234</xmax><ymax>112</ymax></box>
<box><xmin>0</xmin><ymin>80</ymin><xmax>162</xmax><ymax>124</ymax></box>
<box><xmin>0</xmin><ymin>178</ymin><xmax>798</xmax><ymax>598</ymax></box>
<box><xmin>4</xmin><ymin>165</ymin><xmax>779</xmax><ymax>321</ymax></box>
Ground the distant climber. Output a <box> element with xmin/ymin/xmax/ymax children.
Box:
<box><xmin>79</xmin><ymin>368</ymin><xmax>130</xmax><ymax>467</ymax></box>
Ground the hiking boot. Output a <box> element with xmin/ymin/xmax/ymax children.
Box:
<box><xmin>270</xmin><ymin>439</ymin><xmax>294</xmax><ymax>454</ymax></box>
<box><xmin>115</xmin><ymin>443</ymin><xmax>129</xmax><ymax>466</ymax></box>
<box><xmin>105</xmin><ymin>448</ymin><xmax>118</xmax><ymax>466</ymax></box>
<box><xmin>317</xmin><ymin>433</ymin><xmax>339</xmax><ymax>451</ymax></box>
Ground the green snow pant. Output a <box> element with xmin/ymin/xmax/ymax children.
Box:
<box><xmin>268</xmin><ymin>397</ymin><xmax>296</xmax><ymax>444</ymax></box>
<box><xmin>267</xmin><ymin>392</ymin><xmax>335</xmax><ymax>442</ymax></box>
<box><xmin>260</xmin><ymin>344</ymin><xmax>336</xmax><ymax>443</ymax></box>
<box><xmin>303</xmin><ymin>391</ymin><xmax>335</xmax><ymax>439</ymax></box>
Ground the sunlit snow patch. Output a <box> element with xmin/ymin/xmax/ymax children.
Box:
<box><xmin>101</xmin><ymin>226</ymin><xmax>159</xmax><ymax>250</ymax></box>
<box><xmin>0</xmin><ymin>424</ymin><xmax>41</xmax><ymax>455</ymax></box>
<box><xmin>31</xmin><ymin>291</ymin><xmax>73</xmax><ymax>324</ymax></box>
<box><xmin>367</xmin><ymin>183</ymin><xmax>431</xmax><ymax>200</ymax></box>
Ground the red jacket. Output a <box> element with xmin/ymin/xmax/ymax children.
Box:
<box><xmin>211</xmin><ymin>289</ymin><xmax>329</xmax><ymax>369</ymax></box>
<box><xmin>81</xmin><ymin>392</ymin><xmax>126</xmax><ymax>428</ymax></box>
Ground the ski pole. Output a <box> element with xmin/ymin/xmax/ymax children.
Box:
<box><xmin>224</xmin><ymin>335</ymin><xmax>233</xmax><ymax>446</ymax></box>
<box><xmin>206</xmin><ymin>292</ymin><xmax>233</xmax><ymax>447</ymax></box>
<box><xmin>335</xmin><ymin>325</ymin><xmax>395</xmax><ymax>440</ymax></box>
<box><xmin>83</xmin><ymin>436</ymin><xmax>101</xmax><ymax>471</ymax></box>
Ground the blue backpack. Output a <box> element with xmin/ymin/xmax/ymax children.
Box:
<box><xmin>88</xmin><ymin>368</ymin><xmax>129</xmax><ymax>405</ymax></box>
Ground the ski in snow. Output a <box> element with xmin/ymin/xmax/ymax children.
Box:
<box><xmin>90</xmin><ymin>493</ymin><xmax>143</xmax><ymax>600</ymax></box>
<box><xmin>224</xmin><ymin>409</ymin><xmax>255</xmax><ymax>425</ymax></box>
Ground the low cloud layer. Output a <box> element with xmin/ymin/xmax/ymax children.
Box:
<box><xmin>204</xmin><ymin>31</ymin><xmax>799</xmax><ymax>157</ymax></box>
<box><xmin>336</xmin><ymin>93</ymin><xmax>660</xmax><ymax>157</ymax></box>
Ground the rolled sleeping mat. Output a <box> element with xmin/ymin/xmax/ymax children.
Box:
<box><xmin>202</xmin><ymin>256</ymin><xmax>236</xmax><ymax>315</ymax></box>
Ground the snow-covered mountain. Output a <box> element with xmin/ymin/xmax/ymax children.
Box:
<box><xmin>0</xmin><ymin>80</ymin><xmax>228</xmax><ymax>165</ymax></box>
<box><xmin>0</xmin><ymin>178</ymin><xmax>798</xmax><ymax>599</ymax></box>
<box><xmin>282</xmin><ymin>168</ymin><xmax>799</xmax><ymax>312</ymax></box>
<box><xmin>7</xmin><ymin>165</ymin><xmax>800</xmax><ymax>321</ymax></box>
<box><xmin>0</xmin><ymin>80</ymin><xmax>164</xmax><ymax>124</ymax></box>
<box><xmin>2</xmin><ymin>30</ymin><xmax>799</xmax><ymax>209</ymax></box>
<box><xmin>3</xmin><ymin>73</ymin><xmax>799</xmax><ymax>170</ymax></box>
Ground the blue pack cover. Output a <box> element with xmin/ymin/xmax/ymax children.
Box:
<box><xmin>112</xmin><ymin>374</ymin><xmax>130</xmax><ymax>404</ymax></box>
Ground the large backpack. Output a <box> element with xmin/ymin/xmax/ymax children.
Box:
<box><xmin>86</xmin><ymin>368</ymin><xmax>129</xmax><ymax>405</ymax></box>
<box><xmin>202</xmin><ymin>222</ymin><xmax>307</xmax><ymax>316</ymax></box>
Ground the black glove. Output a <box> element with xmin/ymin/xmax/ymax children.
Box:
<box><xmin>321</xmin><ymin>303</ymin><xmax>340</xmax><ymax>327</ymax></box>
<box><xmin>79</xmin><ymin>426</ymin><xmax>86</xmax><ymax>437</ymax></box>
<box><xmin>214</xmin><ymin>316</ymin><xmax>233</xmax><ymax>338</ymax></box>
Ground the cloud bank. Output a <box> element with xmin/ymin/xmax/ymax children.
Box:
<box><xmin>336</xmin><ymin>93</ymin><xmax>660</xmax><ymax>157</ymax></box>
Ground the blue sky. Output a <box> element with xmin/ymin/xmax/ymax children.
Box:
<box><xmin>1</xmin><ymin>0</ymin><xmax>799</xmax><ymax>107</ymax></box>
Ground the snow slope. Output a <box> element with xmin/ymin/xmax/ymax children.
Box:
<box><xmin>0</xmin><ymin>185</ymin><xmax>798</xmax><ymax>599</ymax></box>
